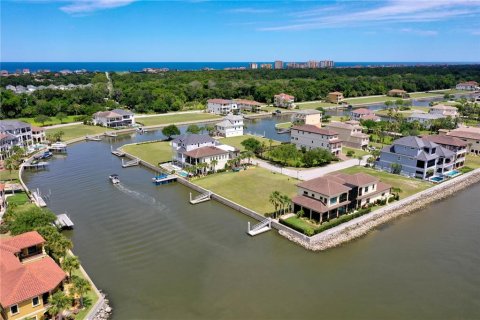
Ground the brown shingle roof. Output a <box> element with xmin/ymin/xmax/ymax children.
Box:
<box><xmin>291</xmin><ymin>124</ymin><xmax>338</xmax><ymax>136</ymax></box>
<box><xmin>352</xmin><ymin>108</ymin><xmax>373</xmax><ymax>115</ymax></box>
<box><xmin>446</xmin><ymin>129</ymin><xmax>480</xmax><ymax>140</ymax></box>
<box><xmin>183</xmin><ymin>146</ymin><xmax>229</xmax><ymax>159</ymax></box>
<box><xmin>207</xmin><ymin>98</ymin><xmax>234</xmax><ymax>104</ymax></box>
<box><xmin>275</xmin><ymin>93</ymin><xmax>295</xmax><ymax>100</ymax></box>
<box><xmin>329</xmin><ymin>172</ymin><xmax>379</xmax><ymax>187</ymax></box>
<box><xmin>292</xmin><ymin>195</ymin><xmax>348</xmax><ymax>214</ymax></box>
<box><xmin>421</xmin><ymin>135</ymin><xmax>468</xmax><ymax>147</ymax></box>
<box><xmin>297</xmin><ymin>176</ymin><xmax>351</xmax><ymax>196</ymax></box>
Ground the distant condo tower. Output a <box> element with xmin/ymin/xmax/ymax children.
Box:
<box><xmin>249</xmin><ymin>62</ymin><xmax>258</xmax><ymax>69</ymax></box>
<box><xmin>274</xmin><ymin>60</ymin><xmax>284</xmax><ymax>69</ymax></box>
<box><xmin>260</xmin><ymin>63</ymin><xmax>273</xmax><ymax>69</ymax></box>
<box><xmin>320</xmin><ymin>60</ymin><xmax>334</xmax><ymax>68</ymax></box>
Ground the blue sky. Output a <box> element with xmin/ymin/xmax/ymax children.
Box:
<box><xmin>1</xmin><ymin>0</ymin><xmax>480</xmax><ymax>62</ymax></box>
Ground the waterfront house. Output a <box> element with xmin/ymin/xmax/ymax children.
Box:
<box><xmin>274</xmin><ymin>93</ymin><xmax>295</xmax><ymax>109</ymax></box>
<box><xmin>455</xmin><ymin>81</ymin><xmax>479</xmax><ymax>91</ymax></box>
<box><xmin>407</xmin><ymin>112</ymin><xmax>445</xmax><ymax>128</ymax></box>
<box><xmin>92</xmin><ymin>109</ymin><xmax>135</xmax><ymax>128</ymax></box>
<box><xmin>234</xmin><ymin>99</ymin><xmax>263</xmax><ymax>113</ymax></box>
<box><xmin>0</xmin><ymin>133</ymin><xmax>19</xmax><ymax>160</ymax></box>
<box><xmin>0</xmin><ymin>120</ymin><xmax>32</xmax><ymax>147</ymax></box>
<box><xmin>376</xmin><ymin>136</ymin><xmax>455</xmax><ymax>179</ymax></box>
<box><xmin>350</xmin><ymin>108</ymin><xmax>375</xmax><ymax>121</ymax></box>
<box><xmin>429</xmin><ymin>104</ymin><xmax>458</xmax><ymax>117</ymax></box>
<box><xmin>387</xmin><ymin>89</ymin><xmax>409</xmax><ymax>98</ymax></box>
<box><xmin>325</xmin><ymin>120</ymin><xmax>369</xmax><ymax>150</ymax></box>
<box><xmin>31</xmin><ymin>126</ymin><xmax>46</xmax><ymax>144</ymax></box>
<box><xmin>292</xmin><ymin>173</ymin><xmax>391</xmax><ymax>222</ymax></box>
<box><xmin>215</xmin><ymin>114</ymin><xmax>244</xmax><ymax>137</ymax></box>
<box><xmin>206</xmin><ymin>99</ymin><xmax>238</xmax><ymax>115</ymax></box>
<box><xmin>292</xmin><ymin>109</ymin><xmax>322</xmax><ymax>126</ymax></box>
<box><xmin>0</xmin><ymin>231</ymin><xmax>67</xmax><ymax>320</ymax></box>
<box><xmin>441</xmin><ymin>127</ymin><xmax>480</xmax><ymax>155</ymax></box>
<box><xmin>290</xmin><ymin>124</ymin><xmax>342</xmax><ymax>156</ymax></box>
<box><xmin>327</xmin><ymin>92</ymin><xmax>344</xmax><ymax>104</ymax></box>
<box><xmin>422</xmin><ymin>135</ymin><xmax>467</xmax><ymax>169</ymax></box>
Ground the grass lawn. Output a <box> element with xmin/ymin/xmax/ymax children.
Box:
<box><xmin>46</xmin><ymin>125</ymin><xmax>108</xmax><ymax>141</ymax></box>
<box><xmin>296</xmin><ymin>101</ymin><xmax>337</xmax><ymax>109</ymax></box>
<box><xmin>136</xmin><ymin>113</ymin><xmax>219</xmax><ymax>127</ymax></box>
<box><xmin>18</xmin><ymin>115</ymin><xmax>80</xmax><ymax>127</ymax></box>
<box><xmin>275</xmin><ymin>122</ymin><xmax>292</xmax><ymax>129</ymax></box>
<box><xmin>215</xmin><ymin>135</ymin><xmax>282</xmax><ymax>151</ymax></box>
<box><xmin>0</xmin><ymin>169</ymin><xmax>19</xmax><ymax>181</ymax></box>
<box><xmin>70</xmin><ymin>268</ymin><xmax>99</xmax><ymax>320</ymax></box>
<box><xmin>121</xmin><ymin>141</ymin><xmax>172</xmax><ymax>165</ymax></box>
<box><xmin>344</xmin><ymin>95</ymin><xmax>398</xmax><ymax>105</ymax></box>
<box><xmin>6</xmin><ymin>192</ymin><xmax>30</xmax><ymax>206</ymax></box>
<box><xmin>339</xmin><ymin>166</ymin><xmax>432</xmax><ymax>198</ymax></box>
<box><xmin>282</xmin><ymin>216</ymin><xmax>316</xmax><ymax>234</ymax></box>
<box><xmin>194</xmin><ymin>167</ymin><xmax>298</xmax><ymax>214</ymax></box>
<box><xmin>411</xmin><ymin>106</ymin><xmax>430</xmax><ymax>112</ymax></box>
<box><xmin>466</xmin><ymin>154</ymin><xmax>480</xmax><ymax>169</ymax></box>
<box><xmin>342</xmin><ymin>147</ymin><xmax>370</xmax><ymax>157</ymax></box>
<box><xmin>409</xmin><ymin>92</ymin><xmax>444</xmax><ymax>98</ymax></box>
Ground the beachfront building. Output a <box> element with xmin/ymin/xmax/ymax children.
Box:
<box><xmin>442</xmin><ymin>127</ymin><xmax>480</xmax><ymax>155</ymax></box>
<box><xmin>376</xmin><ymin>136</ymin><xmax>456</xmax><ymax>179</ymax></box>
<box><xmin>92</xmin><ymin>109</ymin><xmax>135</xmax><ymax>128</ymax></box>
<box><xmin>249</xmin><ymin>63</ymin><xmax>258</xmax><ymax>69</ymax></box>
<box><xmin>407</xmin><ymin>113</ymin><xmax>445</xmax><ymax>128</ymax></box>
<box><xmin>234</xmin><ymin>99</ymin><xmax>263</xmax><ymax>113</ymax></box>
<box><xmin>215</xmin><ymin>114</ymin><xmax>244</xmax><ymax>137</ymax></box>
<box><xmin>327</xmin><ymin>92</ymin><xmax>344</xmax><ymax>104</ymax></box>
<box><xmin>387</xmin><ymin>89</ymin><xmax>409</xmax><ymax>98</ymax></box>
<box><xmin>291</xmin><ymin>109</ymin><xmax>322</xmax><ymax>125</ymax></box>
<box><xmin>274</xmin><ymin>93</ymin><xmax>295</xmax><ymax>109</ymax></box>
<box><xmin>422</xmin><ymin>135</ymin><xmax>467</xmax><ymax>169</ymax></box>
<box><xmin>206</xmin><ymin>99</ymin><xmax>238</xmax><ymax>115</ymax></box>
<box><xmin>274</xmin><ymin>61</ymin><xmax>284</xmax><ymax>69</ymax></box>
<box><xmin>325</xmin><ymin>120</ymin><xmax>369</xmax><ymax>149</ymax></box>
<box><xmin>455</xmin><ymin>81</ymin><xmax>479</xmax><ymax>91</ymax></box>
<box><xmin>292</xmin><ymin>173</ymin><xmax>391</xmax><ymax>222</ymax></box>
<box><xmin>171</xmin><ymin>134</ymin><xmax>238</xmax><ymax>172</ymax></box>
<box><xmin>0</xmin><ymin>231</ymin><xmax>67</xmax><ymax>320</ymax></box>
<box><xmin>429</xmin><ymin>104</ymin><xmax>458</xmax><ymax>117</ymax></box>
<box><xmin>350</xmin><ymin>108</ymin><xmax>375</xmax><ymax>121</ymax></box>
<box><xmin>0</xmin><ymin>120</ymin><xmax>32</xmax><ymax>147</ymax></box>
<box><xmin>31</xmin><ymin>126</ymin><xmax>46</xmax><ymax>144</ymax></box>
<box><xmin>290</xmin><ymin>124</ymin><xmax>342</xmax><ymax>155</ymax></box>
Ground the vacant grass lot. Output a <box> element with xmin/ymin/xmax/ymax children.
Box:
<box><xmin>0</xmin><ymin>169</ymin><xmax>19</xmax><ymax>181</ymax></box>
<box><xmin>136</xmin><ymin>113</ymin><xmax>219</xmax><ymax>126</ymax></box>
<box><xmin>345</xmin><ymin>95</ymin><xmax>398</xmax><ymax>105</ymax></box>
<box><xmin>216</xmin><ymin>135</ymin><xmax>282</xmax><ymax>151</ymax></box>
<box><xmin>466</xmin><ymin>155</ymin><xmax>480</xmax><ymax>169</ymax></box>
<box><xmin>19</xmin><ymin>115</ymin><xmax>80</xmax><ymax>127</ymax></box>
<box><xmin>46</xmin><ymin>124</ymin><xmax>107</xmax><ymax>141</ymax></box>
<box><xmin>339</xmin><ymin>166</ymin><xmax>432</xmax><ymax>198</ymax></box>
<box><xmin>121</xmin><ymin>141</ymin><xmax>173</xmax><ymax>165</ymax></box>
<box><xmin>296</xmin><ymin>101</ymin><xmax>338</xmax><ymax>109</ymax></box>
<box><xmin>194</xmin><ymin>167</ymin><xmax>298</xmax><ymax>214</ymax></box>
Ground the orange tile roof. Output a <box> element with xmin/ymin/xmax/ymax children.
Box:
<box><xmin>183</xmin><ymin>146</ymin><xmax>229</xmax><ymax>159</ymax></box>
<box><xmin>352</xmin><ymin>108</ymin><xmax>373</xmax><ymax>115</ymax></box>
<box><xmin>0</xmin><ymin>231</ymin><xmax>45</xmax><ymax>253</ymax></box>
<box><xmin>275</xmin><ymin>93</ymin><xmax>295</xmax><ymax>100</ymax></box>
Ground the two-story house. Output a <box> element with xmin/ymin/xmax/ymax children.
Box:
<box><xmin>290</xmin><ymin>124</ymin><xmax>342</xmax><ymax>155</ymax></box>
<box><xmin>455</xmin><ymin>81</ymin><xmax>479</xmax><ymax>91</ymax></box>
<box><xmin>292</xmin><ymin>173</ymin><xmax>391</xmax><ymax>222</ymax></box>
<box><xmin>387</xmin><ymin>89</ymin><xmax>409</xmax><ymax>98</ymax></box>
<box><xmin>206</xmin><ymin>99</ymin><xmax>238</xmax><ymax>115</ymax></box>
<box><xmin>407</xmin><ymin>112</ymin><xmax>446</xmax><ymax>128</ymax></box>
<box><xmin>0</xmin><ymin>231</ymin><xmax>67</xmax><ymax>320</ymax></box>
<box><xmin>215</xmin><ymin>114</ymin><xmax>244</xmax><ymax>137</ymax></box>
<box><xmin>429</xmin><ymin>104</ymin><xmax>458</xmax><ymax>117</ymax></box>
<box><xmin>327</xmin><ymin>91</ymin><xmax>344</xmax><ymax>104</ymax></box>
<box><xmin>274</xmin><ymin>93</ymin><xmax>295</xmax><ymax>109</ymax></box>
<box><xmin>0</xmin><ymin>133</ymin><xmax>19</xmax><ymax>160</ymax></box>
<box><xmin>291</xmin><ymin>110</ymin><xmax>322</xmax><ymax>126</ymax></box>
<box><xmin>92</xmin><ymin>109</ymin><xmax>135</xmax><ymax>128</ymax></box>
<box><xmin>234</xmin><ymin>99</ymin><xmax>263</xmax><ymax>113</ymax></box>
<box><xmin>350</xmin><ymin>108</ymin><xmax>376</xmax><ymax>121</ymax></box>
<box><xmin>422</xmin><ymin>135</ymin><xmax>467</xmax><ymax>169</ymax></box>
<box><xmin>0</xmin><ymin>120</ymin><xmax>33</xmax><ymax>147</ymax></box>
<box><xmin>325</xmin><ymin>121</ymin><xmax>369</xmax><ymax>149</ymax></box>
<box><xmin>442</xmin><ymin>127</ymin><xmax>480</xmax><ymax>156</ymax></box>
<box><xmin>376</xmin><ymin>136</ymin><xmax>456</xmax><ymax>179</ymax></box>
<box><xmin>31</xmin><ymin>126</ymin><xmax>46</xmax><ymax>144</ymax></box>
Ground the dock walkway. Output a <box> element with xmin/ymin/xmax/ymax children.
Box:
<box><xmin>55</xmin><ymin>213</ymin><xmax>74</xmax><ymax>229</ymax></box>
<box><xmin>247</xmin><ymin>218</ymin><xmax>272</xmax><ymax>236</ymax></box>
<box><xmin>189</xmin><ymin>191</ymin><xmax>211</xmax><ymax>204</ymax></box>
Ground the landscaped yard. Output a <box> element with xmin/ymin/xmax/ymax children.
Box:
<box><xmin>215</xmin><ymin>135</ymin><xmax>282</xmax><ymax>151</ymax></box>
<box><xmin>70</xmin><ymin>268</ymin><xmax>99</xmax><ymax>320</ymax></box>
<box><xmin>466</xmin><ymin>154</ymin><xmax>480</xmax><ymax>169</ymax></box>
<box><xmin>0</xmin><ymin>169</ymin><xmax>19</xmax><ymax>181</ymax></box>
<box><xmin>339</xmin><ymin>166</ymin><xmax>432</xmax><ymax>198</ymax></box>
<box><xmin>194</xmin><ymin>166</ymin><xmax>298</xmax><ymax>214</ymax></box>
<box><xmin>342</xmin><ymin>146</ymin><xmax>370</xmax><ymax>157</ymax></box>
<box><xmin>19</xmin><ymin>115</ymin><xmax>80</xmax><ymax>127</ymax></box>
<box><xmin>136</xmin><ymin>113</ymin><xmax>219</xmax><ymax>127</ymax></box>
<box><xmin>121</xmin><ymin>141</ymin><xmax>173</xmax><ymax>165</ymax></box>
<box><xmin>46</xmin><ymin>124</ymin><xmax>108</xmax><ymax>141</ymax></box>
<box><xmin>295</xmin><ymin>101</ymin><xmax>337</xmax><ymax>109</ymax></box>
<box><xmin>6</xmin><ymin>192</ymin><xmax>30</xmax><ymax>206</ymax></box>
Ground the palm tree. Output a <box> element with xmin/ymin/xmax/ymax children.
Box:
<box><xmin>269</xmin><ymin>191</ymin><xmax>280</xmax><ymax>217</ymax></box>
<box><xmin>210</xmin><ymin>159</ymin><xmax>218</xmax><ymax>173</ymax></box>
<box><xmin>71</xmin><ymin>275</ymin><xmax>91</xmax><ymax>309</ymax></box>
<box><xmin>243</xmin><ymin>151</ymin><xmax>254</xmax><ymax>165</ymax></box>
<box><xmin>280</xmin><ymin>194</ymin><xmax>291</xmax><ymax>215</ymax></box>
<box><xmin>61</xmin><ymin>255</ymin><xmax>80</xmax><ymax>280</ymax></box>
<box><xmin>356</xmin><ymin>155</ymin><xmax>363</xmax><ymax>165</ymax></box>
<box><xmin>48</xmin><ymin>291</ymin><xmax>71</xmax><ymax>320</ymax></box>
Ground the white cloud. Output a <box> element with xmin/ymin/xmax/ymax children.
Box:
<box><xmin>260</xmin><ymin>0</ymin><xmax>480</xmax><ymax>31</ymax></box>
<box><xmin>226</xmin><ymin>7</ymin><xmax>275</xmax><ymax>14</ymax></box>
<box><xmin>60</xmin><ymin>0</ymin><xmax>136</xmax><ymax>14</ymax></box>
<box><xmin>400</xmin><ymin>28</ymin><xmax>438</xmax><ymax>36</ymax></box>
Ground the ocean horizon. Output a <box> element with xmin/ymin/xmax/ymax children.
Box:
<box><xmin>1</xmin><ymin>61</ymin><xmax>478</xmax><ymax>73</ymax></box>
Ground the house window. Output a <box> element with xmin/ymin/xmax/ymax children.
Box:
<box><xmin>10</xmin><ymin>305</ymin><xmax>19</xmax><ymax>315</ymax></box>
<box><xmin>27</xmin><ymin>245</ymin><xmax>37</xmax><ymax>255</ymax></box>
<box><xmin>32</xmin><ymin>296</ymin><xmax>40</xmax><ymax>307</ymax></box>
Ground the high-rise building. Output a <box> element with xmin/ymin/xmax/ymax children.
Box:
<box><xmin>274</xmin><ymin>60</ymin><xmax>284</xmax><ymax>69</ymax></box>
<box><xmin>307</xmin><ymin>60</ymin><xmax>319</xmax><ymax>68</ymax></box>
<box><xmin>249</xmin><ymin>63</ymin><xmax>258</xmax><ymax>69</ymax></box>
<box><xmin>260</xmin><ymin>64</ymin><xmax>273</xmax><ymax>69</ymax></box>
<box><xmin>320</xmin><ymin>60</ymin><xmax>335</xmax><ymax>68</ymax></box>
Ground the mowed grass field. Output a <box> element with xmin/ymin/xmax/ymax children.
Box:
<box><xmin>136</xmin><ymin>113</ymin><xmax>219</xmax><ymax>126</ymax></box>
<box><xmin>121</xmin><ymin>141</ymin><xmax>173</xmax><ymax>165</ymax></box>
<box><xmin>215</xmin><ymin>135</ymin><xmax>282</xmax><ymax>151</ymax></box>
<box><xmin>296</xmin><ymin>101</ymin><xmax>337</xmax><ymax>109</ymax></box>
<box><xmin>194</xmin><ymin>167</ymin><xmax>298</xmax><ymax>214</ymax></box>
<box><xmin>339</xmin><ymin>166</ymin><xmax>432</xmax><ymax>198</ymax></box>
<box><xmin>19</xmin><ymin>115</ymin><xmax>79</xmax><ymax>127</ymax></box>
<box><xmin>46</xmin><ymin>124</ymin><xmax>108</xmax><ymax>141</ymax></box>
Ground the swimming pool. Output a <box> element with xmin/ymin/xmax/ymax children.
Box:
<box><xmin>178</xmin><ymin>171</ymin><xmax>188</xmax><ymax>177</ymax></box>
<box><xmin>430</xmin><ymin>176</ymin><xmax>444</xmax><ymax>182</ymax></box>
<box><xmin>444</xmin><ymin>170</ymin><xmax>460</xmax><ymax>177</ymax></box>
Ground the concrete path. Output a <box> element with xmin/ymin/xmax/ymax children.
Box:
<box><xmin>45</xmin><ymin>122</ymin><xmax>83</xmax><ymax>129</ymax></box>
<box><xmin>249</xmin><ymin>155</ymin><xmax>370</xmax><ymax>181</ymax></box>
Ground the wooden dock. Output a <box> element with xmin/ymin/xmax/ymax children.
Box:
<box><xmin>55</xmin><ymin>213</ymin><xmax>74</xmax><ymax>229</ymax></box>
<box><xmin>152</xmin><ymin>174</ymin><xmax>177</xmax><ymax>184</ymax></box>
<box><xmin>189</xmin><ymin>191</ymin><xmax>211</xmax><ymax>204</ymax></box>
<box><xmin>247</xmin><ymin>218</ymin><xmax>272</xmax><ymax>236</ymax></box>
<box><xmin>23</xmin><ymin>162</ymin><xmax>49</xmax><ymax>169</ymax></box>
<box><xmin>85</xmin><ymin>135</ymin><xmax>102</xmax><ymax>141</ymax></box>
<box><xmin>111</xmin><ymin>146</ymin><xmax>125</xmax><ymax>157</ymax></box>
<box><xmin>31</xmin><ymin>189</ymin><xmax>47</xmax><ymax>207</ymax></box>
<box><xmin>122</xmin><ymin>158</ymin><xmax>139</xmax><ymax>168</ymax></box>
<box><xmin>105</xmin><ymin>131</ymin><xmax>118</xmax><ymax>137</ymax></box>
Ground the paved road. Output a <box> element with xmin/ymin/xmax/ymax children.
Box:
<box><xmin>249</xmin><ymin>155</ymin><xmax>370</xmax><ymax>181</ymax></box>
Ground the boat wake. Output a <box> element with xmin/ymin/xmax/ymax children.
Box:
<box><xmin>114</xmin><ymin>183</ymin><xmax>158</xmax><ymax>206</ymax></box>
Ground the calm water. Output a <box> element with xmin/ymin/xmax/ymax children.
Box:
<box><xmin>22</xmin><ymin>129</ymin><xmax>480</xmax><ymax>320</ymax></box>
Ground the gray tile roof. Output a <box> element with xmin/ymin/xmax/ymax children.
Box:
<box><xmin>111</xmin><ymin>108</ymin><xmax>134</xmax><ymax>116</ymax></box>
<box><xmin>393</xmin><ymin>136</ymin><xmax>438</xmax><ymax>149</ymax></box>
<box><xmin>0</xmin><ymin>120</ymin><xmax>31</xmax><ymax>132</ymax></box>
<box><xmin>172</xmin><ymin>134</ymin><xmax>216</xmax><ymax>146</ymax></box>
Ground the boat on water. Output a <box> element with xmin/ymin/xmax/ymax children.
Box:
<box><xmin>109</xmin><ymin>174</ymin><xmax>120</xmax><ymax>184</ymax></box>
<box><xmin>34</xmin><ymin>151</ymin><xmax>53</xmax><ymax>160</ymax></box>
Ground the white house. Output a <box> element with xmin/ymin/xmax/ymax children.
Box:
<box><xmin>215</xmin><ymin>114</ymin><xmax>244</xmax><ymax>137</ymax></box>
<box><xmin>292</xmin><ymin>110</ymin><xmax>322</xmax><ymax>125</ymax></box>
<box><xmin>455</xmin><ymin>81</ymin><xmax>479</xmax><ymax>91</ymax></box>
<box><xmin>92</xmin><ymin>109</ymin><xmax>135</xmax><ymax>128</ymax></box>
<box><xmin>429</xmin><ymin>104</ymin><xmax>458</xmax><ymax>117</ymax></box>
<box><xmin>407</xmin><ymin>112</ymin><xmax>445</xmax><ymax>128</ymax></box>
<box><xmin>0</xmin><ymin>120</ymin><xmax>32</xmax><ymax>147</ymax></box>
<box><xmin>206</xmin><ymin>99</ymin><xmax>238</xmax><ymax>115</ymax></box>
<box><xmin>290</xmin><ymin>124</ymin><xmax>342</xmax><ymax>156</ymax></box>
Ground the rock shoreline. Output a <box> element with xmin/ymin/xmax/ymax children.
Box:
<box><xmin>91</xmin><ymin>295</ymin><xmax>112</xmax><ymax>320</ymax></box>
<box><xmin>280</xmin><ymin>169</ymin><xmax>480</xmax><ymax>251</ymax></box>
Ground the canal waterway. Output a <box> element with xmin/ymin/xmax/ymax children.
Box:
<box><xmin>22</xmin><ymin>128</ymin><xmax>480</xmax><ymax>319</ymax></box>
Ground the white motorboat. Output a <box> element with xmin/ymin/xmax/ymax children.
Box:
<box><xmin>109</xmin><ymin>174</ymin><xmax>120</xmax><ymax>184</ymax></box>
